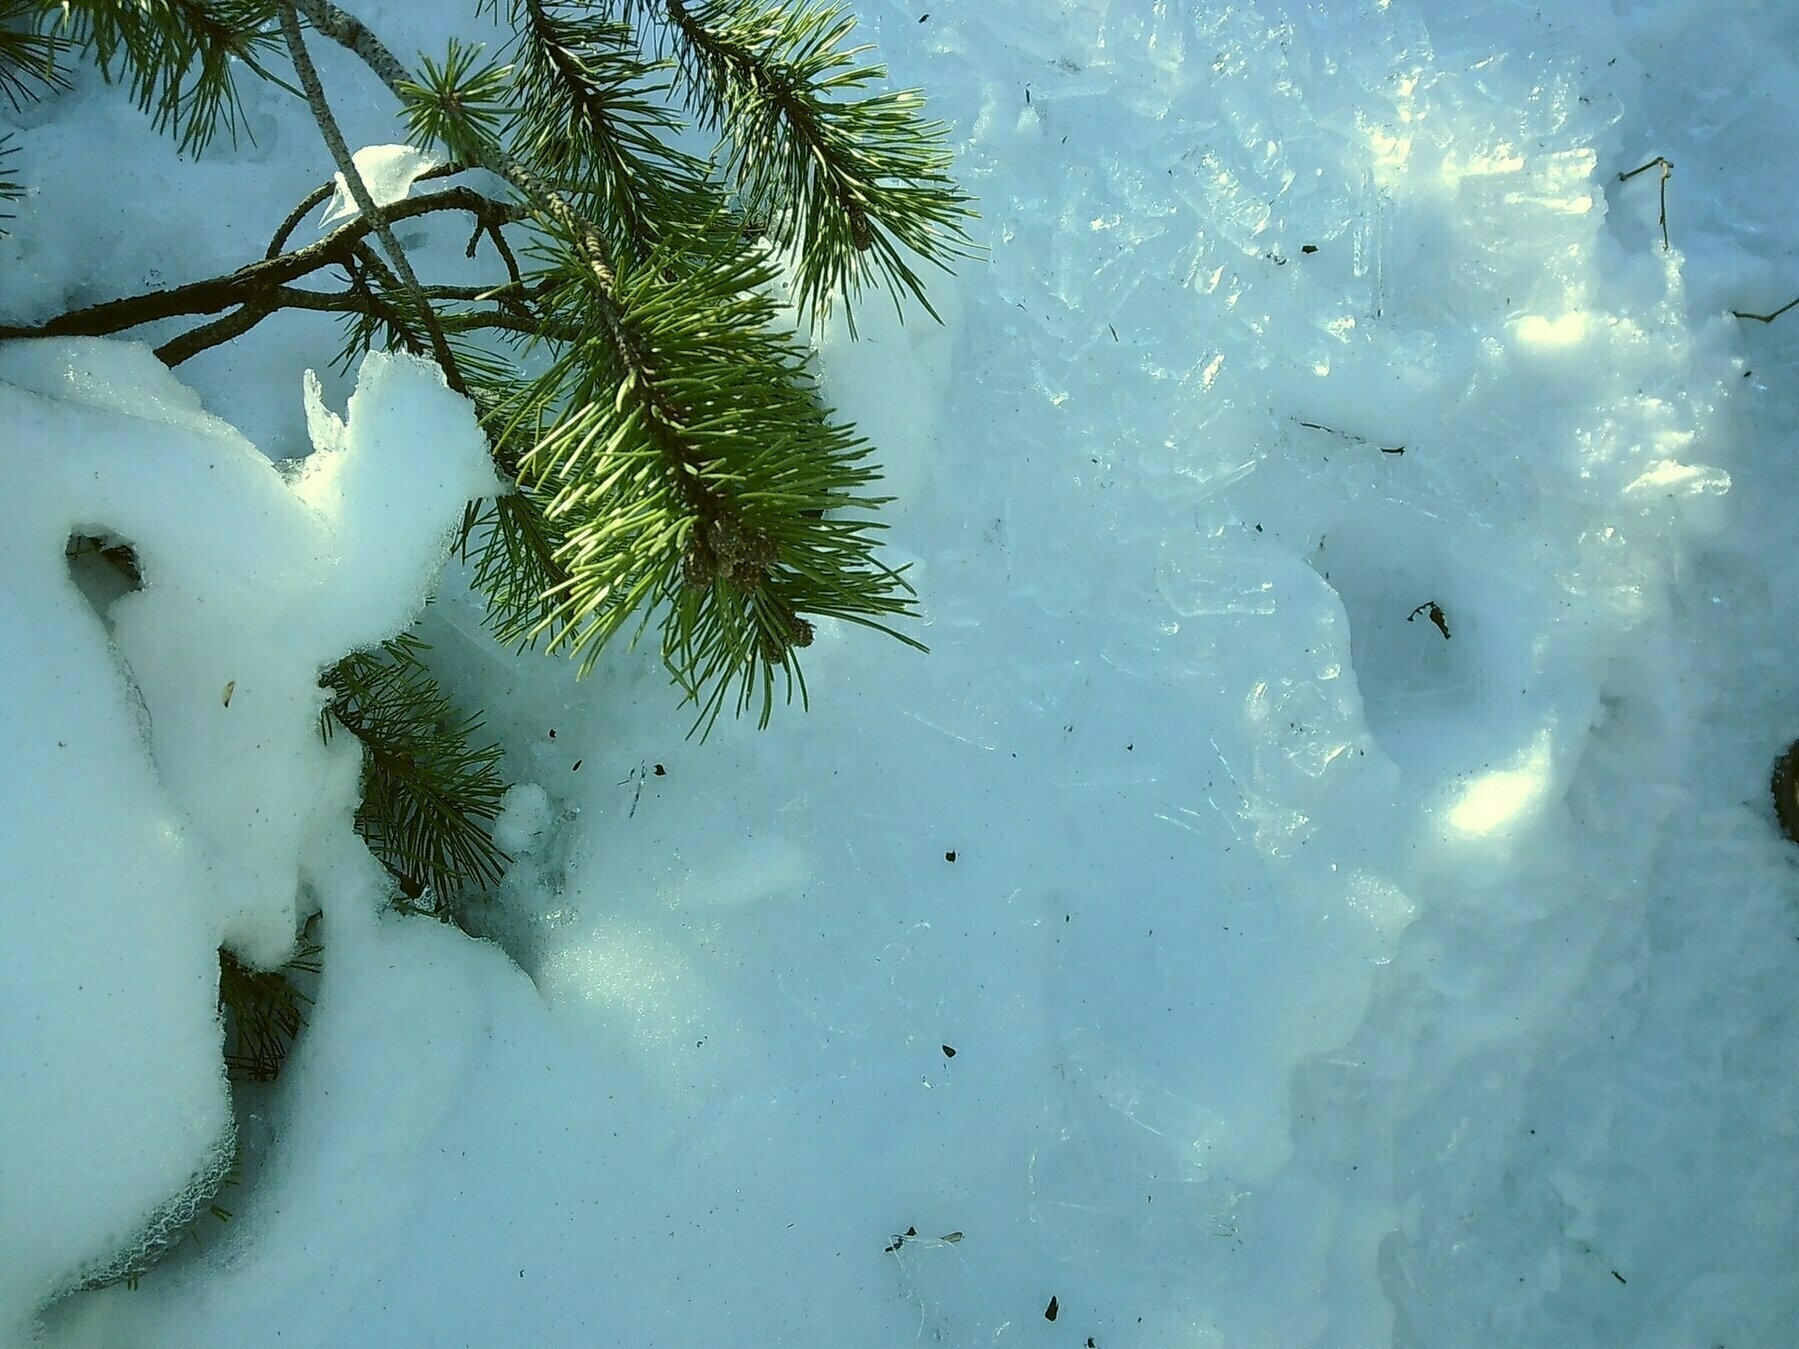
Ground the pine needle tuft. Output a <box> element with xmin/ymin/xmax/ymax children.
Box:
<box><xmin>322</xmin><ymin>631</ymin><xmax>510</xmax><ymax>910</ymax></box>
<box><xmin>219</xmin><ymin>933</ymin><xmax>322</xmax><ymax>1082</ymax></box>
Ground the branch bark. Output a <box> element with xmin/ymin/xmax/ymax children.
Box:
<box><xmin>277</xmin><ymin>1</ymin><xmax>465</xmax><ymax>392</ymax></box>
<box><xmin>0</xmin><ymin>187</ymin><xmax>524</xmax><ymax>359</ymax></box>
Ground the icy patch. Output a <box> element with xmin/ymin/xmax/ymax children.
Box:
<box><xmin>1118</xmin><ymin>6</ymin><xmax>1733</xmax><ymax>1343</ymax></box>
<box><xmin>945</xmin><ymin>0</ymin><xmax>1732</xmax><ymax>1340</ymax></box>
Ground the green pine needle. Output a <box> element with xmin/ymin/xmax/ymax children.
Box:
<box><xmin>0</xmin><ymin>135</ymin><xmax>23</xmax><ymax>229</ymax></box>
<box><xmin>47</xmin><ymin>1</ymin><xmax>290</xmax><ymax>155</ymax></box>
<box><xmin>0</xmin><ymin>2</ymin><xmax>70</xmax><ymax>112</ymax></box>
<box><xmin>505</xmin><ymin>4</ymin><xmax>726</xmax><ymax>263</ymax></box>
<box><xmin>483</xmin><ymin>216</ymin><xmax>924</xmax><ymax>731</ymax></box>
<box><xmin>219</xmin><ymin>933</ymin><xmax>322</xmax><ymax>1082</ymax></box>
<box><xmin>397</xmin><ymin>38</ymin><xmax>513</xmax><ymax>163</ymax></box>
<box><xmin>462</xmin><ymin>487</ymin><xmax>569</xmax><ymax>648</ymax></box>
<box><xmin>652</xmin><ymin>0</ymin><xmax>978</xmax><ymax>330</ymax></box>
<box><xmin>322</xmin><ymin>631</ymin><xmax>511</xmax><ymax>907</ymax></box>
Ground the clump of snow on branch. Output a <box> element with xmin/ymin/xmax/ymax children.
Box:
<box><xmin>318</xmin><ymin>144</ymin><xmax>444</xmax><ymax>227</ymax></box>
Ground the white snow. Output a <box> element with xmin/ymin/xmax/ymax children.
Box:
<box><xmin>0</xmin><ymin>342</ymin><xmax>496</xmax><ymax>1334</ymax></box>
<box><xmin>491</xmin><ymin>782</ymin><xmax>553</xmax><ymax>856</ymax></box>
<box><xmin>4</xmin><ymin>0</ymin><xmax>1799</xmax><ymax>1345</ymax></box>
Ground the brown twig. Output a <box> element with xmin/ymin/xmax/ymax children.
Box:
<box><xmin>266</xmin><ymin>180</ymin><xmax>339</xmax><ymax>259</ymax></box>
<box><xmin>1618</xmin><ymin>156</ymin><xmax>1672</xmax><ymax>251</ymax></box>
<box><xmin>1732</xmin><ymin>295</ymin><xmax>1799</xmax><ymax>325</ymax></box>
<box><xmin>0</xmin><ymin>187</ymin><xmax>525</xmax><ymax>356</ymax></box>
<box><xmin>267</xmin><ymin>161</ymin><xmax>471</xmax><ymax>259</ymax></box>
<box><xmin>278</xmin><ymin>1</ymin><xmax>465</xmax><ymax>392</ymax></box>
<box><xmin>155</xmin><ymin>279</ymin><xmax>553</xmax><ymax>366</ymax></box>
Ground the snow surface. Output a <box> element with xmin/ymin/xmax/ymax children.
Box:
<box><xmin>5</xmin><ymin>0</ymin><xmax>1799</xmax><ymax>1345</ymax></box>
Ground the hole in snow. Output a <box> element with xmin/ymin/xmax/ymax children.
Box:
<box><xmin>65</xmin><ymin>529</ymin><xmax>143</xmax><ymax>625</ymax></box>
<box><xmin>1304</xmin><ymin>504</ymin><xmax>1528</xmax><ymax>786</ymax></box>
<box><xmin>63</xmin><ymin>529</ymin><xmax>155</xmax><ymax>741</ymax></box>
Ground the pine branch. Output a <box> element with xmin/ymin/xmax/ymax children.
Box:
<box><xmin>219</xmin><ymin>933</ymin><xmax>321</xmax><ymax>1082</ymax></box>
<box><xmin>0</xmin><ymin>182</ymin><xmax>527</xmax><ymax>355</ymax></box>
<box><xmin>507</xmin><ymin>0</ymin><xmax>730</xmax><ymax>264</ymax></box>
<box><xmin>296</xmin><ymin>0</ymin><xmax>939</xmax><ymax>726</ymax></box>
<box><xmin>0</xmin><ymin>3</ymin><xmax>71</xmax><ymax>237</ymax></box>
<box><xmin>322</xmin><ymin>632</ymin><xmax>510</xmax><ymax>907</ymax></box>
<box><xmin>46</xmin><ymin>0</ymin><xmax>289</xmax><ymax>155</ymax></box>
<box><xmin>461</xmin><ymin>489</ymin><xmax>570</xmax><ymax>647</ymax></box>
<box><xmin>499</xmin><ymin>219</ymin><xmax>924</xmax><ymax>729</ymax></box>
<box><xmin>265</xmin><ymin>160</ymin><xmax>467</xmax><ymax>258</ymax></box>
<box><xmin>290</xmin><ymin>0</ymin><xmax>406</xmax><ymax>86</ymax></box>
<box><xmin>277</xmin><ymin>1</ymin><xmax>466</xmax><ymax>393</ymax></box>
<box><xmin>0</xmin><ymin>134</ymin><xmax>22</xmax><ymax>229</ymax></box>
<box><xmin>19</xmin><ymin>0</ymin><xmax>966</xmax><ymax>730</ymax></box>
<box><xmin>650</xmin><ymin>0</ymin><xmax>976</xmax><ymax>329</ymax></box>
<box><xmin>0</xmin><ymin>1</ymin><xmax>69</xmax><ymax>111</ymax></box>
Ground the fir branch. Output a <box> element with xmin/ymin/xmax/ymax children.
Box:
<box><xmin>323</xmin><ymin>632</ymin><xmax>510</xmax><ymax>906</ymax></box>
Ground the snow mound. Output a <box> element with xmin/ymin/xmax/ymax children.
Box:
<box><xmin>0</xmin><ymin>341</ymin><xmax>497</xmax><ymax>1335</ymax></box>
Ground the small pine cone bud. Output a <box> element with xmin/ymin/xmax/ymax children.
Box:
<box><xmin>848</xmin><ymin>205</ymin><xmax>873</xmax><ymax>252</ymax></box>
<box><xmin>681</xmin><ymin>537</ymin><xmax>716</xmax><ymax>589</ymax></box>
<box><xmin>788</xmin><ymin>616</ymin><xmax>815</xmax><ymax>648</ymax></box>
<box><xmin>747</xmin><ymin>530</ymin><xmax>778</xmax><ymax>569</ymax></box>
<box><xmin>729</xmin><ymin>530</ymin><xmax>778</xmax><ymax>590</ymax></box>
<box><xmin>707</xmin><ymin>515</ymin><xmax>746</xmax><ymax>562</ymax></box>
<box><xmin>758</xmin><ymin>629</ymin><xmax>787</xmax><ymax>664</ymax></box>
